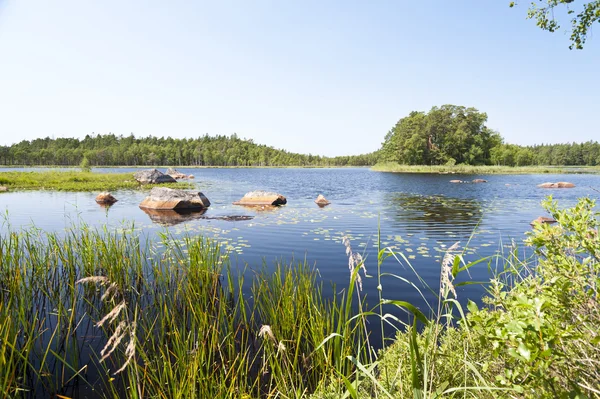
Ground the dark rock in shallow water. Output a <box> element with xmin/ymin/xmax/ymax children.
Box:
<box><xmin>233</xmin><ymin>190</ymin><xmax>287</xmax><ymax>206</ymax></box>
<box><xmin>141</xmin><ymin>207</ymin><xmax>253</xmax><ymax>226</ymax></box>
<box><xmin>134</xmin><ymin>169</ymin><xmax>177</xmax><ymax>184</ymax></box>
<box><xmin>139</xmin><ymin>187</ymin><xmax>210</xmax><ymax>210</ymax></box>
<box><xmin>530</xmin><ymin>216</ymin><xmax>557</xmax><ymax>226</ymax></box>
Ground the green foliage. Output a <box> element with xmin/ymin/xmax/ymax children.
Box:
<box><xmin>379</xmin><ymin>105</ymin><xmax>502</xmax><ymax>166</ymax></box>
<box><xmin>0</xmin><ymin>171</ymin><xmax>192</xmax><ymax>191</ymax></box>
<box><xmin>313</xmin><ymin>197</ymin><xmax>600</xmax><ymax>398</ymax></box>
<box><xmin>510</xmin><ymin>1</ymin><xmax>600</xmax><ymax>49</ymax></box>
<box><xmin>0</xmin><ymin>133</ymin><xmax>378</xmax><ymax>167</ymax></box>
<box><xmin>79</xmin><ymin>156</ymin><xmax>91</xmax><ymax>172</ymax></box>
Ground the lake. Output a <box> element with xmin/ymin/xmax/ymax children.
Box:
<box><xmin>2</xmin><ymin>167</ymin><xmax>598</xmax><ymax>317</ymax></box>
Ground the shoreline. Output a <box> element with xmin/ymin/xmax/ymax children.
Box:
<box><xmin>371</xmin><ymin>162</ymin><xmax>600</xmax><ymax>175</ymax></box>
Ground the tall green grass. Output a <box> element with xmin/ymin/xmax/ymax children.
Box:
<box><xmin>0</xmin><ymin>224</ymin><xmax>366</xmax><ymax>398</ymax></box>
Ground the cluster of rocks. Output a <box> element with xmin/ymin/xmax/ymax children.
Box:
<box><xmin>449</xmin><ymin>179</ymin><xmax>487</xmax><ymax>184</ymax></box>
<box><xmin>538</xmin><ymin>182</ymin><xmax>575</xmax><ymax>188</ymax></box>
<box><xmin>133</xmin><ymin>168</ymin><xmax>194</xmax><ymax>184</ymax></box>
<box><xmin>447</xmin><ymin>179</ymin><xmax>576</xmax><ymax>189</ymax></box>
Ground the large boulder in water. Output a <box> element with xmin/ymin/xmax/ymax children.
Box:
<box><xmin>233</xmin><ymin>190</ymin><xmax>287</xmax><ymax>206</ymax></box>
<box><xmin>134</xmin><ymin>169</ymin><xmax>177</xmax><ymax>184</ymax></box>
<box><xmin>538</xmin><ymin>182</ymin><xmax>575</xmax><ymax>188</ymax></box>
<box><xmin>139</xmin><ymin>187</ymin><xmax>210</xmax><ymax>210</ymax></box>
<box><xmin>165</xmin><ymin>168</ymin><xmax>189</xmax><ymax>179</ymax></box>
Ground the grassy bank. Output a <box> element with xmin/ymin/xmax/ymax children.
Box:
<box><xmin>372</xmin><ymin>161</ymin><xmax>600</xmax><ymax>174</ymax></box>
<box><xmin>0</xmin><ymin>171</ymin><xmax>193</xmax><ymax>191</ymax></box>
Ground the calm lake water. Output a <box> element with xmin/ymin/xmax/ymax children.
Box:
<box><xmin>2</xmin><ymin>167</ymin><xmax>599</xmax><ymax>314</ymax></box>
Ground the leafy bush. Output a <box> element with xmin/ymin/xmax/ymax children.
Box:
<box><xmin>313</xmin><ymin>196</ymin><xmax>600</xmax><ymax>398</ymax></box>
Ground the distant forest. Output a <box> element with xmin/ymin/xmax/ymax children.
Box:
<box><xmin>2</xmin><ymin>111</ymin><xmax>600</xmax><ymax>168</ymax></box>
<box><xmin>0</xmin><ymin>133</ymin><xmax>378</xmax><ymax>167</ymax></box>
<box><xmin>379</xmin><ymin>105</ymin><xmax>600</xmax><ymax>167</ymax></box>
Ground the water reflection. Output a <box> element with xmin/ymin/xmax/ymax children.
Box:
<box><xmin>385</xmin><ymin>193</ymin><xmax>483</xmax><ymax>233</ymax></box>
<box><xmin>141</xmin><ymin>208</ymin><xmax>208</xmax><ymax>226</ymax></box>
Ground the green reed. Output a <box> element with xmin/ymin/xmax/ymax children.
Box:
<box><xmin>0</xmin><ymin>223</ymin><xmax>366</xmax><ymax>398</ymax></box>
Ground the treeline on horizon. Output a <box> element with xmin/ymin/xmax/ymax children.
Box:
<box><xmin>0</xmin><ymin>133</ymin><xmax>378</xmax><ymax>167</ymax></box>
<box><xmin>1</xmin><ymin>105</ymin><xmax>599</xmax><ymax>168</ymax></box>
<box><xmin>379</xmin><ymin>104</ymin><xmax>600</xmax><ymax>167</ymax></box>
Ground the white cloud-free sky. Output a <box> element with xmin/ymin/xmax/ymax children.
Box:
<box><xmin>0</xmin><ymin>1</ymin><xmax>598</xmax><ymax>156</ymax></box>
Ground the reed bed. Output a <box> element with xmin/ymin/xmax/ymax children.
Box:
<box><xmin>0</xmin><ymin>224</ymin><xmax>366</xmax><ymax>398</ymax></box>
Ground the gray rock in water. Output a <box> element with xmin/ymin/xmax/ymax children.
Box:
<box><xmin>165</xmin><ymin>168</ymin><xmax>188</xmax><ymax>179</ymax></box>
<box><xmin>140</xmin><ymin>187</ymin><xmax>210</xmax><ymax>210</ymax></box>
<box><xmin>233</xmin><ymin>190</ymin><xmax>287</xmax><ymax>206</ymax></box>
<box><xmin>134</xmin><ymin>169</ymin><xmax>177</xmax><ymax>184</ymax></box>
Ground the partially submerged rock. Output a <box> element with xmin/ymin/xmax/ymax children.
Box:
<box><xmin>166</xmin><ymin>168</ymin><xmax>189</xmax><ymax>180</ymax></box>
<box><xmin>449</xmin><ymin>180</ymin><xmax>464</xmax><ymax>184</ymax></box>
<box><xmin>0</xmin><ymin>186</ymin><xmax>7</xmax><ymax>192</ymax></box>
<box><xmin>188</xmin><ymin>175</ymin><xmax>195</xmax><ymax>179</ymax></box>
<box><xmin>471</xmin><ymin>179</ymin><xmax>487</xmax><ymax>183</ymax></box>
<box><xmin>538</xmin><ymin>182</ymin><xmax>575</xmax><ymax>188</ymax></box>
<box><xmin>139</xmin><ymin>187</ymin><xmax>210</xmax><ymax>210</ymax></box>
<box><xmin>134</xmin><ymin>169</ymin><xmax>177</xmax><ymax>184</ymax></box>
<box><xmin>141</xmin><ymin>207</ymin><xmax>252</xmax><ymax>226</ymax></box>
<box><xmin>315</xmin><ymin>194</ymin><xmax>330</xmax><ymax>206</ymax></box>
<box><xmin>530</xmin><ymin>216</ymin><xmax>557</xmax><ymax>226</ymax></box>
<box><xmin>233</xmin><ymin>190</ymin><xmax>287</xmax><ymax>206</ymax></box>
<box><xmin>95</xmin><ymin>192</ymin><xmax>118</xmax><ymax>204</ymax></box>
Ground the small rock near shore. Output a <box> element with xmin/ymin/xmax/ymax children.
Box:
<box><xmin>139</xmin><ymin>187</ymin><xmax>210</xmax><ymax>210</ymax></box>
<box><xmin>530</xmin><ymin>216</ymin><xmax>557</xmax><ymax>226</ymax></box>
<box><xmin>0</xmin><ymin>186</ymin><xmax>8</xmax><ymax>192</ymax></box>
<box><xmin>471</xmin><ymin>179</ymin><xmax>487</xmax><ymax>183</ymax></box>
<box><xmin>166</xmin><ymin>168</ymin><xmax>189</xmax><ymax>179</ymax></box>
<box><xmin>134</xmin><ymin>169</ymin><xmax>177</xmax><ymax>184</ymax></box>
<box><xmin>95</xmin><ymin>192</ymin><xmax>118</xmax><ymax>204</ymax></box>
<box><xmin>537</xmin><ymin>182</ymin><xmax>575</xmax><ymax>188</ymax></box>
<box><xmin>233</xmin><ymin>190</ymin><xmax>287</xmax><ymax>206</ymax></box>
<box><xmin>315</xmin><ymin>194</ymin><xmax>330</xmax><ymax>206</ymax></box>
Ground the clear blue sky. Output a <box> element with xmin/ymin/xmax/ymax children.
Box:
<box><xmin>0</xmin><ymin>1</ymin><xmax>598</xmax><ymax>156</ymax></box>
